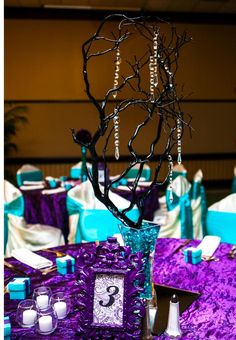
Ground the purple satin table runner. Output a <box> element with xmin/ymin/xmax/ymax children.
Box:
<box><xmin>113</xmin><ymin>184</ymin><xmax>159</xmax><ymax>221</ymax></box>
<box><xmin>21</xmin><ymin>188</ymin><xmax>69</xmax><ymax>242</ymax></box>
<box><xmin>4</xmin><ymin>239</ymin><xmax>236</xmax><ymax>339</ymax></box>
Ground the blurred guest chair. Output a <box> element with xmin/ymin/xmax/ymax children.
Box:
<box><xmin>70</xmin><ymin>161</ymin><xmax>92</xmax><ymax>180</ymax></box>
<box><xmin>172</xmin><ymin>163</ymin><xmax>187</xmax><ymax>181</ymax></box>
<box><xmin>190</xmin><ymin>169</ymin><xmax>207</xmax><ymax>239</ymax></box>
<box><xmin>16</xmin><ymin>164</ymin><xmax>44</xmax><ymax>187</ymax></box>
<box><xmin>4</xmin><ymin>180</ymin><xmax>64</xmax><ymax>257</ymax></box>
<box><xmin>206</xmin><ymin>193</ymin><xmax>236</xmax><ymax>244</ymax></box>
<box><xmin>66</xmin><ymin>180</ymin><xmax>139</xmax><ymax>243</ymax></box>
<box><xmin>125</xmin><ymin>164</ymin><xmax>151</xmax><ymax>181</ymax></box>
<box><xmin>231</xmin><ymin>166</ymin><xmax>236</xmax><ymax>194</ymax></box>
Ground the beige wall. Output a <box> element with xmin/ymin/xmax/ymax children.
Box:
<box><xmin>4</xmin><ymin>19</ymin><xmax>236</xmax><ymax>158</ymax></box>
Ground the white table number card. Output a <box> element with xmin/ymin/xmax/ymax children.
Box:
<box><xmin>93</xmin><ymin>274</ymin><xmax>124</xmax><ymax>326</ymax></box>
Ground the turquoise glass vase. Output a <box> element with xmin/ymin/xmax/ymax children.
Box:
<box><xmin>119</xmin><ymin>221</ymin><xmax>160</xmax><ymax>299</ymax></box>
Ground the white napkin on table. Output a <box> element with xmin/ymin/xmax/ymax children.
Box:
<box><xmin>42</xmin><ymin>187</ymin><xmax>66</xmax><ymax>195</ymax></box>
<box><xmin>23</xmin><ymin>181</ymin><xmax>45</xmax><ymax>186</ymax></box>
<box><xmin>11</xmin><ymin>248</ymin><xmax>53</xmax><ymax>269</ymax></box>
<box><xmin>20</xmin><ymin>185</ymin><xmax>45</xmax><ymax>190</ymax></box>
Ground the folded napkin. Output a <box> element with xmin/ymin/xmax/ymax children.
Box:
<box><xmin>20</xmin><ymin>185</ymin><xmax>45</xmax><ymax>191</ymax></box>
<box><xmin>42</xmin><ymin>187</ymin><xmax>66</xmax><ymax>195</ymax></box>
<box><xmin>23</xmin><ymin>181</ymin><xmax>45</xmax><ymax>186</ymax></box>
<box><xmin>11</xmin><ymin>248</ymin><xmax>53</xmax><ymax>269</ymax></box>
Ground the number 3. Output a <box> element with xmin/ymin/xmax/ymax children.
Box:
<box><xmin>99</xmin><ymin>285</ymin><xmax>119</xmax><ymax>307</ymax></box>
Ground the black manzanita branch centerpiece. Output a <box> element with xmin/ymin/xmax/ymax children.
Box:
<box><xmin>72</xmin><ymin>14</ymin><xmax>191</xmax><ymax>298</ymax></box>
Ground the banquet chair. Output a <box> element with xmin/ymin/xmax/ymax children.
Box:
<box><xmin>125</xmin><ymin>164</ymin><xmax>151</xmax><ymax>181</ymax></box>
<box><xmin>206</xmin><ymin>193</ymin><xmax>236</xmax><ymax>243</ymax></box>
<box><xmin>16</xmin><ymin>164</ymin><xmax>44</xmax><ymax>186</ymax></box>
<box><xmin>66</xmin><ymin>180</ymin><xmax>139</xmax><ymax>243</ymax></box>
<box><xmin>70</xmin><ymin>161</ymin><xmax>92</xmax><ymax>179</ymax></box>
<box><xmin>172</xmin><ymin>163</ymin><xmax>187</xmax><ymax>181</ymax></box>
<box><xmin>158</xmin><ymin>174</ymin><xmax>205</xmax><ymax>240</ymax></box>
<box><xmin>4</xmin><ymin>180</ymin><xmax>65</xmax><ymax>257</ymax></box>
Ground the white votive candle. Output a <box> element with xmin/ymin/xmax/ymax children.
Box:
<box><xmin>36</xmin><ymin>295</ymin><xmax>49</xmax><ymax>309</ymax></box>
<box><xmin>23</xmin><ymin>309</ymin><xmax>37</xmax><ymax>326</ymax></box>
<box><xmin>38</xmin><ymin>315</ymin><xmax>53</xmax><ymax>332</ymax></box>
<box><xmin>54</xmin><ymin>301</ymin><xmax>67</xmax><ymax>319</ymax></box>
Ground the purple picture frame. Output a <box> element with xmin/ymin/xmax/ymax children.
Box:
<box><xmin>75</xmin><ymin>237</ymin><xmax>146</xmax><ymax>339</ymax></box>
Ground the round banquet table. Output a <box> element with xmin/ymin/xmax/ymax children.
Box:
<box><xmin>4</xmin><ymin>239</ymin><xmax>236</xmax><ymax>339</ymax></box>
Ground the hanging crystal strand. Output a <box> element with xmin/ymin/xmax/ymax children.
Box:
<box><xmin>149</xmin><ymin>55</ymin><xmax>155</xmax><ymax>102</ymax></box>
<box><xmin>153</xmin><ymin>29</ymin><xmax>158</xmax><ymax>88</ymax></box>
<box><xmin>177</xmin><ymin>118</ymin><xmax>182</xmax><ymax>164</ymax></box>
<box><xmin>112</xmin><ymin>46</ymin><xmax>121</xmax><ymax>99</ymax></box>
<box><xmin>164</xmin><ymin>64</ymin><xmax>173</xmax><ymax>91</ymax></box>
<box><xmin>113</xmin><ymin>108</ymin><xmax>120</xmax><ymax>160</ymax></box>
<box><xmin>168</xmin><ymin>154</ymin><xmax>174</xmax><ymax>203</ymax></box>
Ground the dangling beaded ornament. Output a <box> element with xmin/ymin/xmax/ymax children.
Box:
<box><xmin>168</xmin><ymin>154</ymin><xmax>174</xmax><ymax>203</ymax></box>
<box><xmin>113</xmin><ymin>109</ymin><xmax>120</xmax><ymax>160</ymax></box>
<box><xmin>153</xmin><ymin>29</ymin><xmax>158</xmax><ymax>88</ymax></box>
<box><xmin>149</xmin><ymin>29</ymin><xmax>159</xmax><ymax>102</ymax></box>
<box><xmin>177</xmin><ymin>118</ymin><xmax>182</xmax><ymax>164</ymax></box>
<box><xmin>112</xmin><ymin>46</ymin><xmax>121</xmax><ymax>99</ymax></box>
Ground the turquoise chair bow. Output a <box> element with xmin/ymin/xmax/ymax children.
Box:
<box><xmin>166</xmin><ymin>189</ymin><xmax>193</xmax><ymax>239</ymax></box>
<box><xmin>16</xmin><ymin>170</ymin><xmax>43</xmax><ymax>186</ymax></box>
<box><xmin>4</xmin><ymin>196</ymin><xmax>24</xmax><ymax>254</ymax></box>
<box><xmin>66</xmin><ymin>195</ymin><xmax>139</xmax><ymax>243</ymax></box>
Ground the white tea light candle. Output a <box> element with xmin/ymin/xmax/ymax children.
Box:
<box><xmin>23</xmin><ymin>309</ymin><xmax>37</xmax><ymax>326</ymax></box>
<box><xmin>36</xmin><ymin>295</ymin><xmax>49</xmax><ymax>309</ymax></box>
<box><xmin>38</xmin><ymin>315</ymin><xmax>53</xmax><ymax>333</ymax></box>
<box><xmin>54</xmin><ymin>301</ymin><xmax>67</xmax><ymax>319</ymax></box>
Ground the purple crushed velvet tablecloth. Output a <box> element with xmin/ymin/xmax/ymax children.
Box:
<box><xmin>113</xmin><ymin>184</ymin><xmax>159</xmax><ymax>221</ymax></box>
<box><xmin>21</xmin><ymin>188</ymin><xmax>69</xmax><ymax>242</ymax></box>
<box><xmin>4</xmin><ymin>238</ymin><xmax>236</xmax><ymax>339</ymax></box>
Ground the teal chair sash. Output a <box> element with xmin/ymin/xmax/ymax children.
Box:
<box><xmin>16</xmin><ymin>170</ymin><xmax>43</xmax><ymax>186</ymax></box>
<box><xmin>166</xmin><ymin>189</ymin><xmax>193</xmax><ymax>239</ymax></box>
<box><xmin>4</xmin><ymin>196</ymin><xmax>24</xmax><ymax>253</ymax></box>
<box><xmin>66</xmin><ymin>195</ymin><xmax>139</xmax><ymax>243</ymax></box>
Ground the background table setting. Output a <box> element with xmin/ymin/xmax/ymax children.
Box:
<box><xmin>4</xmin><ymin>237</ymin><xmax>236</xmax><ymax>339</ymax></box>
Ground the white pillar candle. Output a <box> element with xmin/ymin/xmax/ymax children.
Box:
<box><xmin>36</xmin><ymin>295</ymin><xmax>49</xmax><ymax>309</ymax></box>
<box><xmin>23</xmin><ymin>309</ymin><xmax>37</xmax><ymax>326</ymax></box>
<box><xmin>54</xmin><ymin>301</ymin><xmax>67</xmax><ymax>319</ymax></box>
<box><xmin>38</xmin><ymin>315</ymin><xmax>53</xmax><ymax>332</ymax></box>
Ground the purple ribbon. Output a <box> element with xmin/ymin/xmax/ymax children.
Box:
<box><xmin>187</xmin><ymin>250</ymin><xmax>192</xmax><ymax>263</ymax></box>
<box><xmin>66</xmin><ymin>259</ymin><xmax>73</xmax><ymax>274</ymax></box>
<box><xmin>23</xmin><ymin>279</ymin><xmax>30</xmax><ymax>295</ymax></box>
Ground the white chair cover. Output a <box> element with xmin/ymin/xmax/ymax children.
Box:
<box><xmin>4</xmin><ymin>180</ymin><xmax>64</xmax><ymax>257</ymax></box>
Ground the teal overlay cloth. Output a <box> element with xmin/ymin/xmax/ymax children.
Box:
<box><xmin>232</xmin><ymin>176</ymin><xmax>236</xmax><ymax>194</ymax></box>
<box><xmin>166</xmin><ymin>189</ymin><xmax>193</xmax><ymax>239</ymax></box>
<box><xmin>16</xmin><ymin>170</ymin><xmax>43</xmax><ymax>186</ymax></box>
<box><xmin>126</xmin><ymin>167</ymin><xmax>151</xmax><ymax>181</ymax></box>
<box><xmin>70</xmin><ymin>168</ymin><xmax>81</xmax><ymax>179</ymax></box>
<box><xmin>172</xmin><ymin>170</ymin><xmax>187</xmax><ymax>181</ymax></box>
<box><xmin>206</xmin><ymin>210</ymin><xmax>236</xmax><ymax>244</ymax></box>
<box><xmin>4</xmin><ymin>196</ymin><xmax>24</xmax><ymax>254</ymax></box>
<box><xmin>66</xmin><ymin>195</ymin><xmax>139</xmax><ymax>243</ymax></box>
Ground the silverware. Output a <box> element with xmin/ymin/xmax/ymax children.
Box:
<box><xmin>41</xmin><ymin>249</ymin><xmax>67</xmax><ymax>257</ymax></box>
<box><xmin>171</xmin><ymin>239</ymin><xmax>191</xmax><ymax>255</ymax></box>
<box><xmin>4</xmin><ymin>260</ymin><xmax>28</xmax><ymax>276</ymax></box>
<box><xmin>228</xmin><ymin>245</ymin><xmax>236</xmax><ymax>259</ymax></box>
<box><xmin>41</xmin><ymin>266</ymin><xmax>57</xmax><ymax>276</ymax></box>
